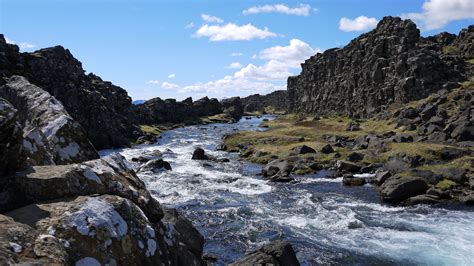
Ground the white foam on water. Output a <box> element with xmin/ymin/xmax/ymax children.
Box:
<box><xmin>101</xmin><ymin>117</ymin><xmax>474</xmax><ymax>265</ymax></box>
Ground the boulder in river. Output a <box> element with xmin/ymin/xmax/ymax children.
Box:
<box><xmin>342</xmin><ymin>175</ymin><xmax>367</xmax><ymax>186</ymax></box>
<box><xmin>230</xmin><ymin>240</ymin><xmax>299</xmax><ymax>266</ymax></box>
<box><xmin>262</xmin><ymin>159</ymin><xmax>294</xmax><ymax>182</ymax></box>
<box><xmin>192</xmin><ymin>147</ymin><xmax>212</xmax><ymax>160</ymax></box>
<box><xmin>336</xmin><ymin>160</ymin><xmax>362</xmax><ymax>173</ymax></box>
<box><xmin>380</xmin><ymin>176</ymin><xmax>428</xmax><ymax>203</ymax></box>
<box><xmin>138</xmin><ymin>159</ymin><xmax>172</xmax><ymax>173</ymax></box>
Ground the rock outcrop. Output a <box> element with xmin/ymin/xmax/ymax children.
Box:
<box><xmin>0</xmin><ymin>36</ymin><xmax>139</xmax><ymax>149</ymax></box>
<box><xmin>287</xmin><ymin>17</ymin><xmax>469</xmax><ymax>118</ymax></box>
<box><xmin>0</xmin><ymin>76</ymin><xmax>99</xmax><ymax>166</ymax></box>
<box><xmin>241</xmin><ymin>90</ymin><xmax>288</xmax><ymax>113</ymax></box>
<box><xmin>135</xmin><ymin>96</ymin><xmax>223</xmax><ymax>124</ymax></box>
<box><xmin>0</xmin><ymin>154</ymin><xmax>204</xmax><ymax>265</ymax></box>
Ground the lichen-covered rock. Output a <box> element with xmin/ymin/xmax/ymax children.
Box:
<box><xmin>230</xmin><ymin>240</ymin><xmax>299</xmax><ymax>266</ymax></box>
<box><xmin>0</xmin><ymin>76</ymin><xmax>99</xmax><ymax>165</ymax></box>
<box><xmin>2</xmin><ymin>195</ymin><xmax>175</xmax><ymax>265</ymax></box>
<box><xmin>287</xmin><ymin>17</ymin><xmax>466</xmax><ymax>118</ymax></box>
<box><xmin>3</xmin><ymin>153</ymin><xmax>163</xmax><ymax>222</ymax></box>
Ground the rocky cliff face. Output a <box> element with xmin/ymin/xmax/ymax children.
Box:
<box><xmin>287</xmin><ymin>17</ymin><xmax>470</xmax><ymax>118</ymax></box>
<box><xmin>135</xmin><ymin>96</ymin><xmax>244</xmax><ymax>124</ymax></box>
<box><xmin>135</xmin><ymin>96</ymin><xmax>223</xmax><ymax>124</ymax></box>
<box><xmin>0</xmin><ymin>36</ymin><xmax>139</xmax><ymax>149</ymax></box>
<box><xmin>241</xmin><ymin>90</ymin><xmax>288</xmax><ymax>113</ymax></box>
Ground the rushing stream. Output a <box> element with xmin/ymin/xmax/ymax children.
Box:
<box><xmin>101</xmin><ymin>116</ymin><xmax>474</xmax><ymax>265</ymax></box>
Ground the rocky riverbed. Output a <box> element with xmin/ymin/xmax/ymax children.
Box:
<box><xmin>102</xmin><ymin>116</ymin><xmax>474</xmax><ymax>265</ymax></box>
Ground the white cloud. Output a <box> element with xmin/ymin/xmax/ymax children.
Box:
<box><xmin>145</xmin><ymin>80</ymin><xmax>160</xmax><ymax>85</ymax></box>
<box><xmin>252</xmin><ymin>54</ymin><xmax>257</xmax><ymax>59</ymax></box>
<box><xmin>339</xmin><ymin>16</ymin><xmax>379</xmax><ymax>32</ymax></box>
<box><xmin>180</xmin><ymin>76</ymin><xmax>285</xmax><ymax>95</ymax></box>
<box><xmin>161</xmin><ymin>81</ymin><xmax>180</xmax><ymax>90</ymax></box>
<box><xmin>230</xmin><ymin>52</ymin><xmax>243</xmax><ymax>57</ymax></box>
<box><xmin>243</xmin><ymin>4</ymin><xmax>311</xmax><ymax>16</ymax></box>
<box><xmin>168</xmin><ymin>74</ymin><xmax>176</xmax><ymax>78</ymax></box>
<box><xmin>4</xmin><ymin>37</ymin><xmax>36</xmax><ymax>50</ymax></box>
<box><xmin>201</xmin><ymin>14</ymin><xmax>224</xmax><ymax>23</ymax></box>
<box><xmin>195</xmin><ymin>23</ymin><xmax>278</xmax><ymax>41</ymax></box>
<box><xmin>185</xmin><ymin>22</ymin><xmax>195</xmax><ymax>29</ymax></box>
<box><xmin>234</xmin><ymin>60</ymin><xmax>292</xmax><ymax>80</ymax></box>
<box><xmin>402</xmin><ymin>0</ymin><xmax>474</xmax><ymax>30</ymax></box>
<box><xmin>228</xmin><ymin>62</ymin><xmax>243</xmax><ymax>69</ymax></box>
<box><xmin>259</xmin><ymin>38</ymin><xmax>320</xmax><ymax>68</ymax></box>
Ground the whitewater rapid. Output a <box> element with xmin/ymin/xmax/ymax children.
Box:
<box><xmin>101</xmin><ymin>116</ymin><xmax>474</xmax><ymax>265</ymax></box>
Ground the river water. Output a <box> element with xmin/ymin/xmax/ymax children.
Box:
<box><xmin>101</xmin><ymin>116</ymin><xmax>474</xmax><ymax>265</ymax></box>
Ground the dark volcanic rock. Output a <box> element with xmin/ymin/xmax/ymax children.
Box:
<box><xmin>262</xmin><ymin>159</ymin><xmax>294</xmax><ymax>182</ymax></box>
<box><xmin>241</xmin><ymin>90</ymin><xmax>288</xmax><ymax>113</ymax></box>
<box><xmin>0</xmin><ymin>76</ymin><xmax>99</xmax><ymax>166</ymax></box>
<box><xmin>0</xmin><ymin>97</ymin><xmax>22</xmax><ymax>175</ymax></box>
<box><xmin>336</xmin><ymin>160</ymin><xmax>362</xmax><ymax>173</ymax></box>
<box><xmin>380</xmin><ymin>176</ymin><xmax>428</xmax><ymax>203</ymax></box>
<box><xmin>221</xmin><ymin>97</ymin><xmax>244</xmax><ymax>121</ymax></box>
<box><xmin>320</xmin><ymin>144</ymin><xmax>334</xmax><ymax>154</ymax></box>
<box><xmin>342</xmin><ymin>176</ymin><xmax>366</xmax><ymax>186</ymax></box>
<box><xmin>292</xmin><ymin>145</ymin><xmax>316</xmax><ymax>155</ymax></box>
<box><xmin>287</xmin><ymin>17</ymin><xmax>466</xmax><ymax>118</ymax></box>
<box><xmin>138</xmin><ymin>159</ymin><xmax>172</xmax><ymax>173</ymax></box>
<box><xmin>135</xmin><ymin>96</ymin><xmax>224</xmax><ymax>124</ymax></box>
<box><xmin>230</xmin><ymin>240</ymin><xmax>299</xmax><ymax>266</ymax></box>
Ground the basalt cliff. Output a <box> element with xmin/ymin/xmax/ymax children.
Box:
<box><xmin>288</xmin><ymin>16</ymin><xmax>472</xmax><ymax>118</ymax></box>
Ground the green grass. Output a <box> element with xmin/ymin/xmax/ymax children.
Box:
<box><xmin>467</xmin><ymin>59</ymin><xmax>474</xmax><ymax>65</ymax></box>
<box><xmin>140</xmin><ymin>125</ymin><xmax>162</xmax><ymax>136</ymax></box>
<box><xmin>436</xmin><ymin>179</ymin><xmax>457</xmax><ymax>190</ymax></box>
<box><xmin>443</xmin><ymin>45</ymin><xmax>460</xmax><ymax>55</ymax></box>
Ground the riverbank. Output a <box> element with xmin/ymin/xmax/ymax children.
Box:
<box><xmin>222</xmin><ymin>86</ymin><xmax>474</xmax><ymax>206</ymax></box>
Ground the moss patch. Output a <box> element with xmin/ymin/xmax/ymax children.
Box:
<box><xmin>139</xmin><ymin>125</ymin><xmax>162</xmax><ymax>136</ymax></box>
<box><xmin>436</xmin><ymin>179</ymin><xmax>457</xmax><ymax>190</ymax></box>
<box><xmin>443</xmin><ymin>45</ymin><xmax>460</xmax><ymax>55</ymax></box>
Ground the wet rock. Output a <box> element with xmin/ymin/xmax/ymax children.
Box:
<box><xmin>320</xmin><ymin>144</ymin><xmax>334</xmax><ymax>154</ymax></box>
<box><xmin>262</xmin><ymin>159</ymin><xmax>294</xmax><ymax>182</ymax></box>
<box><xmin>138</xmin><ymin>159</ymin><xmax>172</xmax><ymax>173</ymax></box>
<box><xmin>336</xmin><ymin>160</ymin><xmax>362</xmax><ymax>173</ymax></box>
<box><xmin>0</xmin><ymin>76</ymin><xmax>99</xmax><ymax>166</ymax></box>
<box><xmin>403</xmin><ymin>194</ymin><xmax>441</xmax><ymax>206</ymax></box>
<box><xmin>342</xmin><ymin>175</ymin><xmax>366</xmax><ymax>186</ymax></box>
<box><xmin>136</xmin><ymin>134</ymin><xmax>156</xmax><ymax>145</ymax></box>
<box><xmin>347</xmin><ymin>152</ymin><xmax>364</xmax><ymax>162</ymax></box>
<box><xmin>374</xmin><ymin>171</ymin><xmax>391</xmax><ymax>185</ymax></box>
<box><xmin>161</xmin><ymin>208</ymin><xmax>205</xmax><ymax>265</ymax></box>
<box><xmin>230</xmin><ymin>240</ymin><xmax>299</xmax><ymax>266</ymax></box>
<box><xmin>380</xmin><ymin>176</ymin><xmax>428</xmax><ymax>203</ymax></box>
<box><xmin>192</xmin><ymin>147</ymin><xmax>213</xmax><ymax>160</ymax></box>
<box><xmin>292</xmin><ymin>145</ymin><xmax>316</xmax><ymax>155</ymax></box>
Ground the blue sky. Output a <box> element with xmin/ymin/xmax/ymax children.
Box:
<box><xmin>1</xmin><ymin>0</ymin><xmax>473</xmax><ymax>101</ymax></box>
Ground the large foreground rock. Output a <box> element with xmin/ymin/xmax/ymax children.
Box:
<box><xmin>230</xmin><ymin>240</ymin><xmax>299</xmax><ymax>266</ymax></box>
<box><xmin>1</xmin><ymin>153</ymin><xmax>163</xmax><ymax>223</ymax></box>
<box><xmin>380</xmin><ymin>176</ymin><xmax>428</xmax><ymax>203</ymax></box>
<box><xmin>1</xmin><ymin>195</ymin><xmax>201</xmax><ymax>265</ymax></box>
<box><xmin>0</xmin><ymin>76</ymin><xmax>99</xmax><ymax>166</ymax></box>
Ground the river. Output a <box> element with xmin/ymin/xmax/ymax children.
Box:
<box><xmin>100</xmin><ymin>116</ymin><xmax>474</xmax><ymax>265</ymax></box>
